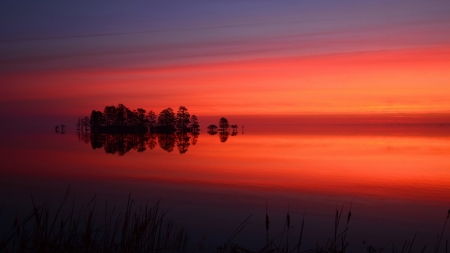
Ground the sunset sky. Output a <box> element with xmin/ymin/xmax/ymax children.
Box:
<box><xmin>1</xmin><ymin>1</ymin><xmax>450</xmax><ymax>125</ymax></box>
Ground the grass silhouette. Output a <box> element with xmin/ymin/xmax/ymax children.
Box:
<box><xmin>1</xmin><ymin>187</ymin><xmax>449</xmax><ymax>253</ymax></box>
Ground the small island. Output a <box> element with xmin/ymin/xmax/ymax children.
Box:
<box><xmin>79</xmin><ymin>104</ymin><xmax>200</xmax><ymax>134</ymax></box>
<box><xmin>74</xmin><ymin>104</ymin><xmax>240</xmax><ymax>155</ymax></box>
<box><xmin>207</xmin><ymin>117</ymin><xmax>239</xmax><ymax>142</ymax></box>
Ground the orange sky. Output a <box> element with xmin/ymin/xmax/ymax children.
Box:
<box><xmin>1</xmin><ymin>1</ymin><xmax>450</xmax><ymax>124</ymax></box>
<box><xmin>2</xmin><ymin>46</ymin><xmax>450</xmax><ymax>121</ymax></box>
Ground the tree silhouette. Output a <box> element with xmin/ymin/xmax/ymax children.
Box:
<box><xmin>147</xmin><ymin>110</ymin><xmax>157</xmax><ymax>131</ymax></box>
<box><xmin>116</xmin><ymin>104</ymin><xmax>127</xmax><ymax>127</ymax></box>
<box><xmin>103</xmin><ymin>106</ymin><xmax>117</xmax><ymax>126</ymax></box>
<box><xmin>175</xmin><ymin>106</ymin><xmax>190</xmax><ymax>133</ymax></box>
<box><xmin>190</xmin><ymin>115</ymin><xmax>200</xmax><ymax>133</ymax></box>
<box><xmin>126</xmin><ymin>108</ymin><xmax>136</xmax><ymax>126</ymax></box>
<box><xmin>89</xmin><ymin>110</ymin><xmax>105</xmax><ymax>130</ymax></box>
<box><xmin>219</xmin><ymin>117</ymin><xmax>229</xmax><ymax>131</ymax></box>
<box><xmin>85</xmin><ymin>104</ymin><xmax>203</xmax><ymax>135</ymax></box>
<box><xmin>157</xmin><ymin>108</ymin><xmax>176</xmax><ymax>133</ymax></box>
<box><xmin>136</xmin><ymin>108</ymin><xmax>147</xmax><ymax>127</ymax></box>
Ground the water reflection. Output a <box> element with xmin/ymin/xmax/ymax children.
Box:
<box><xmin>3</xmin><ymin>124</ymin><xmax>450</xmax><ymax>250</ymax></box>
<box><xmin>76</xmin><ymin>130</ymin><xmax>208</xmax><ymax>155</ymax></box>
<box><xmin>219</xmin><ymin>131</ymin><xmax>229</xmax><ymax>143</ymax></box>
<box><xmin>76</xmin><ymin>125</ymin><xmax>241</xmax><ymax>155</ymax></box>
<box><xmin>158</xmin><ymin>133</ymin><xmax>176</xmax><ymax>153</ymax></box>
<box><xmin>207</xmin><ymin>124</ymin><xmax>239</xmax><ymax>143</ymax></box>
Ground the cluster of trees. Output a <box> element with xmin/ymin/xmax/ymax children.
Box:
<box><xmin>207</xmin><ymin>117</ymin><xmax>238</xmax><ymax>134</ymax></box>
<box><xmin>206</xmin><ymin>117</ymin><xmax>239</xmax><ymax>142</ymax></box>
<box><xmin>87</xmin><ymin>104</ymin><xmax>199</xmax><ymax>133</ymax></box>
<box><xmin>54</xmin><ymin>124</ymin><xmax>66</xmax><ymax>134</ymax></box>
<box><xmin>74</xmin><ymin>108</ymin><xmax>246</xmax><ymax>155</ymax></box>
<box><xmin>75</xmin><ymin>116</ymin><xmax>243</xmax><ymax>155</ymax></box>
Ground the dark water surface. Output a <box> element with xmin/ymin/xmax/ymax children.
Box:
<box><xmin>1</xmin><ymin>124</ymin><xmax>449</xmax><ymax>251</ymax></box>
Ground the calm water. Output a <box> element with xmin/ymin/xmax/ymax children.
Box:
<box><xmin>1</xmin><ymin>124</ymin><xmax>449</xmax><ymax>251</ymax></box>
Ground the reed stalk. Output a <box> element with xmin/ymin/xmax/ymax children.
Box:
<box><xmin>436</xmin><ymin>210</ymin><xmax>450</xmax><ymax>253</ymax></box>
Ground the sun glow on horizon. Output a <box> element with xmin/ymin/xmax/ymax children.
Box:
<box><xmin>2</xmin><ymin>46</ymin><xmax>450</xmax><ymax>120</ymax></box>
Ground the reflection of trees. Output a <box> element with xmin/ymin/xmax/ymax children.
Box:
<box><xmin>147</xmin><ymin>133</ymin><xmax>157</xmax><ymax>150</ymax></box>
<box><xmin>157</xmin><ymin>133</ymin><xmax>176</xmax><ymax>153</ymax></box>
<box><xmin>86</xmin><ymin>133</ymin><xmax>149</xmax><ymax>156</ymax></box>
<box><xmin>207</xmin><ymin>125</ymin><xmax>218</xmax><ymax>135</ymax></box>
<box><xmin>219</xmin><ymin>131</ymin><xmax>229</xmax><ymax>143</ymax></box>
<box><xmin>77</xmin><ymin>127</ymin><xmax>233</xmax><ymax>155</ymax></box>
<box><xmin>207</xmin><ymin>130</ymin><xmax>217</xmax><ymax>135</ymax></box>
<box><xmin>76</xmin><ymin>126</ymin><xmax>90</xmax><ymax>143</ymax></box>
<box><xmin>191</xmin><ymin>132</ymin><xmax>199</xmax><ymax>145</ymax></box>
<box><xmin>90</xmin><ymin>133</ymin><xmax>104</xmax><ymax>149</ymax></box>
<box><xmin>176</xmin><ymin>133</ymin><xmax>191</xmax><ymax>154</ymax></box>
<box><xmin>231</xmin><ymin>124</ymin><xmax>238</xmax><ymax>136</ymax></box>
<box><xmin>207</xmin><ymin>125</ymin><xmax>217</xmax><ymax>133</ymax></box>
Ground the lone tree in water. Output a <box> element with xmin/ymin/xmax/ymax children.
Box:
<box><xmin>175</xmin><ymin>106</ymin><xmax>190</xmax><ymax>133</ymax></box>
<box><xmin>157</xmin><ymin>108</ymin><xmax>176</xmax><ymax>132</ymax></box>
<box><xmin>219</xmin><ymin>117</ymin><xmax>229</xmax><ymax>131</ymax></box>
